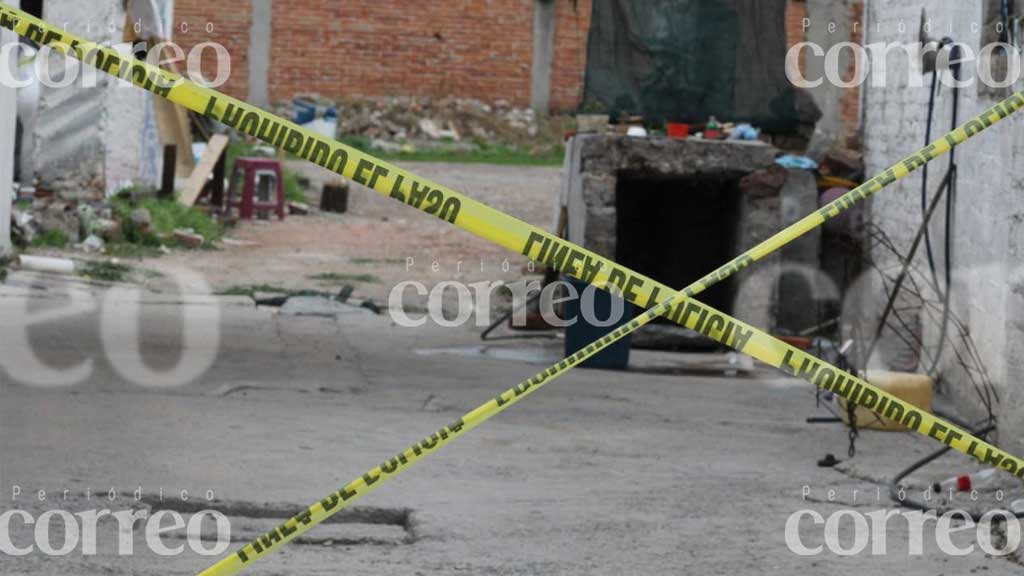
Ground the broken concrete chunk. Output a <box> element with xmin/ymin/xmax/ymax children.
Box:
<box><xmin>288</xmin><ymin>201</ymin><xmax>311</xmax><ymax>216</ymax></box>
<box><xmin>11</xmin><ymin>209</ymin><xmax>36</xmax><ymax>245</ymax></box>
<box><xmin>35</xmin><ymin>201</ymin><xmax>81</xmax><ymax>242</ymax></box>
<box><xmin>92</xmin><ymin>218</ymin><xmax>121</xmax><ymax>242</ymax></box>
<box><xmin>79</xmin><ymin>235</ymin><xmax>105</xmax><ymax>253</ymax></box>
<box><xmin>417</xmin><ymin>118</ymin><xmax>443</xmax><ymax>139</ymax></box>
<box><xmin>173</xmin><ymin>228</ymin><xmax>204</xmax><ymax>248</ymax></box>
<box><xmin>130</xmin><ymin>208</ymin><xmax>153</xmax><ymax>233</ymax></box>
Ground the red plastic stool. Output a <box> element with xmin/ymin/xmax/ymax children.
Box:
<box><xmin>226</xmin><ymin>157</ymin><xmax>286</xmax><ymax>221</ymax></box>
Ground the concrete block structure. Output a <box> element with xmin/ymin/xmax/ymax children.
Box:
<box><xmin>561</xmin><ymin>134</ymin><xmax>823</xmax><ymax>334</ymax></box>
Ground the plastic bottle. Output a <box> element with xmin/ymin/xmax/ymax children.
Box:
<box><xmin>932</xmin><ymin>468</ymin><xmax>999</xmax><ymax>493</ymax></box>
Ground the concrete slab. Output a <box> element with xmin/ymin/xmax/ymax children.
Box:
<box><xmin>0</xmin><ymin>277</ymin><xmax>1020</xmax><ymax>574</ymax></box>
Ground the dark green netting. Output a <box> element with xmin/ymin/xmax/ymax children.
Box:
<box><xmin>581</xmin><ymin>0</ymin><xmax>806</xmax><ymax>133</ymax></box>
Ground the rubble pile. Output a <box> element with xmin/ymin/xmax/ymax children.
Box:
<box><xmin>10</xmin><ymin>195</ymin><xmax>222</xmax><ymax>255</ymax></box>
<box><xmin>280</xmin><ymin>95</ymin><xmax>568</xmax><ymax>154</ymax></box>
<box><xmin>12</xmin><ymin>198</ymin><xmax>124</xmax><ymax>253</ymax></box>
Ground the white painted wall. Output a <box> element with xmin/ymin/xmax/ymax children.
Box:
<box><xmin>863</xmin><ymin>0</ymin><xmax>1024</xmax><ymax>450</ymax></box>
<box><xmin>34</xmin><ymin>0</ymin><xmax>164</xmax><ymax>199</ymax></box>
<box><xmin>0</xmin><ymin>0</ymin><xmax>17</xmax><ymax>256</ymax></box>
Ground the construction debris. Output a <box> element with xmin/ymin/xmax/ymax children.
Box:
<box><xmin>129</xmin><ymin>208</ymin><xmax>153</xmax><ymax>233</ymax></box>
<box><xmin>279</xmin><ymin>95</ymin><xmax>566</xmax><ymax>155</ymax></box>
<box><xmin>288</xmin><ymin>201</ymin><xmax>312</xmax><ymax>216</ymax></box>
<box><xmin>173</xmin><ymin>228</ymin><xmax>205</xmax><ymax>249</ymax></box>
<box><xmin>11</xmin><ymin>208</ymin><xmax>36</xmax><ymax>245</ymax></box>
<box><xmin>33</xmin><ymin>200</ymin><xmax>80</xmax><ymax>242</ymax></box>
<box><xmin>78</xmin><ymin>234</ymin><xmax>105</xmax><ymax>253</ymax></box>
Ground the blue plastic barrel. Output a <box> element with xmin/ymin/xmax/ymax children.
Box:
<box><xmin>562</xmin><ymin>277</ymin><xmax>635</xmax><ymax>370</ymax></box>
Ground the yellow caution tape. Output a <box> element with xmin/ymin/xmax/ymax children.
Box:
<box><xmin>3</xmin><ymin>5</ymin><xmax>1024</xmax><ymax>574</ymax></box>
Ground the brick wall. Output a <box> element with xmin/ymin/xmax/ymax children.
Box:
<box><xmin>172</xmin><ymin>0</ymin><xmax>252</xmax><ymax>102</ymax></box>
<box><xmin>839</xmin><ymin>0</ymin><xmax>864</xmax><ymax>146</ymax></box>
<box><xmin>172</xmin><ymin>0</ymin><xmax>591</xmax><ymax>110</ymax></box>
<box><xmin>170</xmin><ymin>1</ymin><xmax>836</xmax><ymax>119</ymax></box>
<box><xmin>785</xmin><ymin>0</ymin><xmax>809</xmax><ymax>52</ymax></box>
<box><xmin>550</xmin><ymin>0</ymin><xmax>593</xmax><ymax>110</ymax></box>
<box><xmin>786</xmin><ymin>0</ymin><xmax>863</xmax><ymax>147</ymax></box>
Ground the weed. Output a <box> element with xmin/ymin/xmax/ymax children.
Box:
<box><xmin>31</xmin><ymin>229</ymin><xmax>69</xmax><ymax>248</ymax></box>
<box><xmin>308</xmin><ymin>272</ymin><xmax>380</xmax><ymax>284</ymax></box>
<box><xmin>216</xmin><ymin>284</ymin><xmax>291</xmax><ymax>297</ymax></box>
<box><xmin>79</xmin><ymin>261</ymin><xmax>133</xmax><ymax>283</ymax></box>
<box><xmin>111</xmin><ymin>197</ymin><xmax>223</xmax><ymax>251</ymax></box>
<box><xmin>351</xmin><ymin>257</ymin><xmax>404</xmax><ymax>265</ymax></box>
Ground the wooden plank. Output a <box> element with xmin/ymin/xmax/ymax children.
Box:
<box><xmin>179</xmin><ymin>134</ymin><xmax>229</xmax><ymax>207</ymax></box>
<box><xmin>154</xmin><ymin>97</ymin><xmax>196</xmax><ymax>175</ymax></box>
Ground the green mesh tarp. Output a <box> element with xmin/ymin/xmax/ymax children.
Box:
<box><xmin>581</xmin><ymin>0</ymin><xmax>806</xmax><ymax>133</ymax></box>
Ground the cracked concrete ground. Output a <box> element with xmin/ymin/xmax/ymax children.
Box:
<box><xmin>0</xmin><ymin>272</ymin><xmax>1021</xmax><ymax>575</ymax></box>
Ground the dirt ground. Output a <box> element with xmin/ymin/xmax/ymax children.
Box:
<box><xmin>142</xmin><ymin>161</ymin><xmax>561</xmax><ymax>307</ymax></box>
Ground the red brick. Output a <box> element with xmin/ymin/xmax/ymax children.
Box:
<box><xmin>173</xmin><ymin>0</ymin><xmax>592</xmax><ymax>110</ymax></box>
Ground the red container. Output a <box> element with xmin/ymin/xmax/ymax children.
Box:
<box><xmin>667</xmin><ymin>123</ymin><xmax>690</xmax><ymax>139</ymax></box>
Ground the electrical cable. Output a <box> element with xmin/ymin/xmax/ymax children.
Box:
<box><xmin>480</xmin><ymin>290</ymin><xmax>547</xmax><ymax>341</ymax></box>
<box><xmin>921</xmin><ymin>64</ymin><xmax>944</xmax><ymax>296</ymax></box>
<box><xmin>886</xmin><ymin>422</ymin><xmax>1022</xmax><ymax>522</ymax></box>
<box><xmin>925</xmin><ymin>41</ymin><xmax>960</xmax><ymax>376</ymax></box>
<box><xmin>481</xmin><ymin>267</ymin><xmax>560</xmax><ymax>341</ymax></box>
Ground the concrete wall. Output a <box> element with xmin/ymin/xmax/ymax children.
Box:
<box><xmin>862</xmin><ymin>0</ymin><xmax>1024</xmax><ymax>450</ymax></box>
<box><xmin>0</xmin><ymin>1</ymin><xmax>16</xmax><ymax>256</ymax></box>
<box><xmin>34</xmin><ymin>0</ymin><xmax>167</xmax><ymax>199</ymax></box>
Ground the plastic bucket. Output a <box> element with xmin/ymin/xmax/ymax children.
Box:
<box><xmin>562</xmin><ymin>277</ymin><xmax>635</xmax><ymax>370</ymax></box>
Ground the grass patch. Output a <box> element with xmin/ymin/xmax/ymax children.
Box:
<box><xmin>351</xmin><ymin>257</ymin><xmax>404</xmax><ymax>265</ymax></box>
<box><xmin>104</xmin><ymin>242</ymin><xmax>165</xmax><ymax>260</ymax></box>
<box><xmin>32</xmin><ymin>229</ymin><xmax>69</xmax><ymax>248</ymax></box>
<box><xmin>308</xmin><ymin>272</ymin><xmax>380</xmax><ymax>284</ymax></box>
<box><xmin>339</xmin><ymin>136</ymin><xmax>564</xmax><ymax>166</ymax></box>
<box><xmin>215</xmin><ymin>284</ymin><xmax>291</xmax><ymax>297</ymax></box>
<box><xmin>78</xmin><ymin>261</ymin><xmax>133</xmax><ymax>283</ymax></box>
<box><xmin>111</xmin><ymin>196</ymin><xmax>223</xmax><ymax>251</ymax></box>
<box><xmin>283</xmin><ymin>170</ymin><xmax>306</xmax><ymax>203</ymax></box>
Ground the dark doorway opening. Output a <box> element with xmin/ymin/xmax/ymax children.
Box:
<box><xmin>615</xmin><ymin>173</ymin><xmax>742</xmax><ymax>317</ymax></box>
<box><xmin>21</xmin><ymin>0</ymin><xmax>43</xmax><ymax>18</ymax></box>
